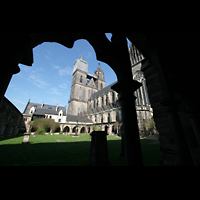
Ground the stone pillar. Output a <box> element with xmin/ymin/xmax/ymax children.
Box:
<box><xmin>161</xmin><ymin>99</ymin><xmax>194</xmax><ymax>166</ymax></box>
<box><xmin>0</xmin><ymin>61</ymin><xmax>20</xmax><ymax>103</ymax></box>
<box><xmin>111</xmin><ymin>33</ymin><xmax>143</xmax><ymax>166</ymax></box>
<box><xmin>112</xmin><ymin>80</ymin><xmax>143</xmax><ymax>166</ymax></box>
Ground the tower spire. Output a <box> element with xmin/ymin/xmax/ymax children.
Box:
<box><xmin>80</xmin><ymin>55</ymin><xmax>83</xmax><ymax>60</ymax></box>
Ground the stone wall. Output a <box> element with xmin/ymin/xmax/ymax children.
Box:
<box><xmin>0</xmin><ymin>97</ymin><xmax>26</xmax><ymax>137</ymax></box>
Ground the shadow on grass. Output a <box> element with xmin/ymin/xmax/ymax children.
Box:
<box><xmin>0</xmin><ymin>140</ymin><xmax>126</xmax><ymax>166</ymax></box>
<box><xmin>0</xmin><ymin>136</ymin><xmax>161</xmax><ymax>166</ymax></box>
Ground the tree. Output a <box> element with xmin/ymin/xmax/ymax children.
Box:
<box><xmin>29</xmin><ymin>119</ymin><xmax>60</xmax><ymax>133</ymax></box>
<box><xmin>143</xmin><ymin>119</ymin><xmax>157</xmax><ymax>136</ymax></box>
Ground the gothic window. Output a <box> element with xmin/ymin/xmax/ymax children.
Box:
<box><xmin>80</xmin><ymin>76</ymin><xmax>83</xmax><ymax>83</ymax></box>
<box><xmin>102</xmin><ymin>96</ymin><xmax>104</xmax><ymax>106</ymax></box>
<box><xmin>138</xmin><ymin>88</ymin><xmax>143</xmax><ymax>105</ymax></box>
<box><xmin>88</xmin><ymin>90</ymin><xmax>91</xmax><ymax>99</ymax></box>
<box><xmin>141</xmin><ymin>85</ymin><xmax>147</xmax><ymax>106</ymax></box>
<box><xmin>101</xmin><ymin>115</ymin><xmax>103</xmax><ymax>123</ymax></box>
<box><xmin>108</xmin><ymin>113</ymin><xmax>111</xmax><ymax>123</ymax></box>
<box><xmin>101</xmin><ymin>83</ymin><xmax>103</xmax><ymax>90</ymax></box>
<box><xmin>116</xmin><ymin>111</ymin><xmax>119</xmax><ymax>122</ymax></box>
<box><xmin>112</xmin><ymin>92</ymin><xmax>115</xmax><ymax>104</ymax></box>
<box><xmin>106</xmin><ymin>94</ymin><xmax>109</xmax><ymax>106</ymax></box>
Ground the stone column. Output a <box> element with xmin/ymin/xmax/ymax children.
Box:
<box><xmin>161</xmin><ymin>99</ymin><xmax>194</xmax><ymax>166</ymax></box>
<box><xmin>112</xmin><ymin>80</ymin><xmax>143</xmax><ymax>166</ymax></box>
<box><xmin>111</xmin><ymin>34</ymin><xmax>143</xmax><ymax>166</ymax></box>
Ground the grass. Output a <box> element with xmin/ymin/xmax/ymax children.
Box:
<box><xmin>0</xmin><ymin>134</ymin><xmax>161</xmax><ymax>166</ymax></box>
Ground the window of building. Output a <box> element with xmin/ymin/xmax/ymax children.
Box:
<box><xmin>59</xmin><ymin>119</ymin><xmax>61</xmax><ymax>122</ymax></box>
<box><xmin>101</xmin><ymin>115</ymin><xmax>104</xmax><ymax>123</ymax></box>
<box><xmin>106</xmin><ymin>94</ymin><xmax>109</xmax><ymax>106</ymax></box>
<box><xmin>108</xmin><ymin>113</ymin><xmax>110</xmax><ymax>123</ymax></box>
<box><xmin>102</xmin><ymin>96</ymin><xmax>104</xmax><ymax>106</ymax></box>
<box><xmin>80</xmin><ymin>76</ymin><xmax>83</xmax><ymax>83</ymax></box>
<box><xmin>112</xmin><ymin>92</ymin><xmax>115</xmax><ymax>104</ymax></box>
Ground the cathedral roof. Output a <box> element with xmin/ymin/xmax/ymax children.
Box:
<box><xmin>90</xmin><ymin>81</ymin><xmax>117</xmax><ymax>99</ymax></box>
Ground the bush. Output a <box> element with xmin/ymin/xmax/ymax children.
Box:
<box><xmin>36</xmin><ymin>128</ymin><xmax>46</xmax><ymax>135</ymax></box>
<box><xmin>143</xmin><ymin>119</ymin><xmax>157</xmax><ymax>136</ymax></box>
<box><xmin>29</xmin><ymin>119</ymin><xmax>60</xmax><ymax>133</ymax></box>
<box><xmin>92</xmin><ymin>125</ymin><xmax>102</xmax><ymax>132</ymax></box>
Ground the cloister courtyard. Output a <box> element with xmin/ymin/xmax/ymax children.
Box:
<box><xmin>0</xmin><ymin>134</ymin><xmax>161</xmax><ymax>166</ymax></box>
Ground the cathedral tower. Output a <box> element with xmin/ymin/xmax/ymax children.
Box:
<box><xmin>95</xmin><ymin>63</ymin><xmax>106</xmax><ymax>90</ymax></box>
<box><xmin>67</xmin><ymin>56</ymin><xmax>89</xmax><ymax>116</ymax></box>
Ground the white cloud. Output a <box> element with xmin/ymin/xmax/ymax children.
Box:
<box><xmin>13</xmin><ymin>99</ymin><xmax>26</xmax><ymax>105</ymax></box>
<box><xmin>58</xmin><ymin>83</ymin><xmax>68</xmax><ymax>89</ymax></box>
<box><xmin>54</xmin><ymin>66</ymin><xmax>60</xmax><ymax>69</ymax></box>
<box><xmin>47</xmin><ymin>87</ymin><xmax>63</xmax><ymax>96</ymax></box>
<box><xmin>45</xmin><ymin>55</ymin><xmax>51</xmax><ymax>60</ymax></box>
<box><xmin>28</xmin><ymin>74</ymin><xmax>48</xmax><ymax>89</ymax></box>
<box><xmin>54</xmin><ymin>65</ymin><xmax>72</xmax><ymax>76</ymax></box>
<box><xmin>58</xmin><ymin>66</ymin><xmax>73</xmax><ymax>76</ymax></box>
<box><xmin>87</xmin><ymin>52</ymin><xmax>93</xmax><ymax>58</ymax></box>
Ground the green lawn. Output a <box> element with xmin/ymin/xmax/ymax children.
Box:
<box><xmin>0</xmin><ymin>134</ymin><xmax>161</xmax><ymax>166</ymax></box>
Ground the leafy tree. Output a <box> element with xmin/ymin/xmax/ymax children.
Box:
<box><xmin>92</xmin><ymin>125</ymin><xmax>102</xmax><ymax>132</ymax></box>
<box><xmin>29</xmin><ymin>119</ymin><xmax>60</xmax><ymax>133</ymax></box>
<box><xmin>143</xmin><ymin>119</ymin><xmax>157</xmax><ymax>136</ymax></box>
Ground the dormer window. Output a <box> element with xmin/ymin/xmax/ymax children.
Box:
<box><xmin>30</xmin><ymin>106</ymin><xmax>36</xmax><ymax>114</ymax></box>
<box><xmin>59</xmin><ymin>110</ymin><xmax>63</xmax><ymax>117</ymax></box>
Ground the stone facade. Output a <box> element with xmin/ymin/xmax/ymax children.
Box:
<box><xmin>85</xmin><ymin>44</ymin><xmax>153</xmax><ymax>135</ymax></box>
<box><xmin>0</xmin><ymin>97</ymin><xmax>26</xmax><ymax>137</ymax></box>
<box><xmin>67</xmin><ymin>56</ymin><xmax>105</xmax><ymax>116</ymax></box>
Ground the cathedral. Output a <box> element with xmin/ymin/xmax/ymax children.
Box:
<box><xmin>23</xmin><ymin>44</ymin><xmax>153</xmax><ymax>136</ymax></box>
<box><xmin>67</xmin><ymin>43</ymin><xmax>153</xmax><ymax>135</ymax></box>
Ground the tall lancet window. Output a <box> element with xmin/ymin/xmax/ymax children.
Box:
<box><xmin>80</xmin><ymin>76</ymin><xmax>83</xmax><ymax>83</ymax></box>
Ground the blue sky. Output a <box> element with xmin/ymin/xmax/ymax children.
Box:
<box><xmin>5</xmin><ymin>33</ymin><xmax>131</xmax><ymax>113</ymax></box>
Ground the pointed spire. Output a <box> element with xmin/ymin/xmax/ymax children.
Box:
<box><xmin>80</xmin><ymin>55</ymin><xmax>83</xmax><ymax>60</ymax></box>
<box><xmin>96</xmin><ymin>63</ymin><xmax>103</xmax><ymax>73</ymax></box>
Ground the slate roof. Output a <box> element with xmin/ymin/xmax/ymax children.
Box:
<box><xmin>66</xmin><ymin>115</ymin><xmax>93</xmax><ymax>123</ymax></box>
<box><xmin>90</xmin><ymin>81</ymin><xmax>117</xmax><ymax>99</ymax></box>
<box><xmin>23</xmin><ymin>101</ymin><xmax>66</xmax><ymax>115</ymax></box>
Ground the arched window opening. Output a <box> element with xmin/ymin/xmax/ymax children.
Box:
<box><xmin>80</xmin><ymin>76</ymin><xmax>83</xmax><ymax>83</ymax></box>
<box><xmin>108</xmin><ymin>113</ymin><xmax>111</xmax><ymax>123</ymax></box>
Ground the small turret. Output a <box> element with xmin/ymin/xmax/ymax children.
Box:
<box><xmin>95</xmin><ymin>63</ymin><xmax>105</xmax><ymax>81</ymax></box>
<box><xmin>95</xmin><ymin>63</ymin><xmax>105</xmax><ymax>90</ymax></box>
